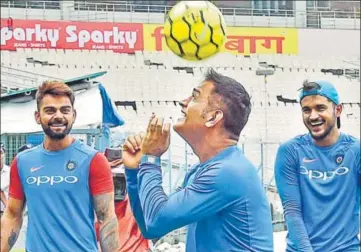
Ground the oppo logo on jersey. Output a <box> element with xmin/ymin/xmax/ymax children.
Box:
<box><xmin>26</xmin><ymin>176</ymin><xmax>79</xmax><ymax>186</ymax></box>
<box><xmin>300</xmin><ymin>166</ymin><xmax>349</xmax><ymax>181</ymax></box>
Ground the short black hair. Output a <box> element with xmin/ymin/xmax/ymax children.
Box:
<box><xmin>301</xmin><ymin>80</ymin><xmax>334</xmax><ymax>105</ymax></box>
<box><xmin>302</xmin><ymin>80</ymin><xmax>320</xmax><ymax>91</ymax></box>
<box><xmin>36</xmin><ymin>81</ymin><xmax>75</xmax><ymax>111</ymax></box>
<box><xmin>204</xmin><ymin>68</ymin><xmax>251</xmax><ymax>139</ymax></box>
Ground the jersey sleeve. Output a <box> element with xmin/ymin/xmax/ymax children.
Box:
<box><xmin>89</xmin><ymin>152</ymin><xmax>114</xmax><ymax>196</ymax></box>
<box><xmin>132</xmin><ymin>161</ymin><xmax>240</xmax><ymax>239</ymax></box>
<box><xmin>274</xmin><ymin>142</ymin><xmax>314</xmax><ymax>251</ymax></box>
<box><xmin>125</xmin><ymin>168</ymin><xmax>151</xmax><ymax>238</ymax></box>
<box><xmin>8</xmin><ymin>157</ymin><xmax>25</xmax><ymax>200</ymax></box>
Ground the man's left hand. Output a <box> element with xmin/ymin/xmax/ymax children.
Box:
<box><xmin>141</xmin><ymin>114</ymin><xmax>171</xmax><ymax>157</ymax></box>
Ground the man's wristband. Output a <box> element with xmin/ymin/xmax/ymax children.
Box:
<box><xmin>140</xmin><ymin>155</ymin><xmax>161</xmax><ymax>166</ymax></box>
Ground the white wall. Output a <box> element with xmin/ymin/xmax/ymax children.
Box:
<box><xmin>321</xmin><ymin>17</ymin><xmax>360</xmax><ymax>30</ymax></box>
<box><xmin>298</xmin><ymin>29</ymin><xmax>360</xmax><ymax>57</ymax></box>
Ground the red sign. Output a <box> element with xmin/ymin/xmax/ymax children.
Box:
<box><xmin>0</xmin><ymin>19</ymin><xmax>144</xmax><ymax>52</ymax></box>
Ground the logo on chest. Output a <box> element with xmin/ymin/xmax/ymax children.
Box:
<box><xmin>66</xmin><ymin>160</ymin><xmax>77</xmax><ymax>172</ymax></box>
<box><xmin>30</xmin><ymin>165</ymin><xmax>44</xmax><ymax>173</ymax></box>
<box><xmin>300</xmin><ymin>166</ymin><xmax>350</xmax><ymax>181</ymax></box>
<box><xmin>335</xmin><ymin>154</ymin><xmax>344</xmax><ymax>165</ymax></box>
<box><xmin>25</xmin><ymin>160</ymin><xmax>80</xmax><ymax>186</ymax></box>
<box><xmin>26</xmin><ymin>175</ymin><xmax>79</xmax><ymax>186</ymax></box>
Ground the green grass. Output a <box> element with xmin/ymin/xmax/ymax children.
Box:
<box><xmin>10</xmin><ymin>249</ymin><xmax>25</xmax><ymax>252</ymax></box>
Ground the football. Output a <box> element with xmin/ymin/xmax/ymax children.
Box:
<box><xmin>164</xmin><ymin>1</ymin><xmax>227</xmax><ymax>61</ymax></box>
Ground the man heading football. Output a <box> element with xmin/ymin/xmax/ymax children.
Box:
<box><xmin>0</xmin><ymin>81</ymin><xmax>121</xmax><ymax>252</ymax></box>
<box><xmin>275</xmin><ymin>80</ymin><xmax>360</xmax><ymax>252</ymax></box>
<box><xmin>123</xmin><ymin>69</ymin><xmax>274</xmax><ymax>252</ymax></box>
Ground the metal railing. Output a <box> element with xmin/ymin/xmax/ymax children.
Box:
<box><xmin>1</xmin><ymin>128</ymin><xmax>103</xmax><ymax>165</ymax></box>
<box><xmin>1</xmin><ymin>0</ymin><xmax>360</xmax><ymax>29</ymax></box>
<box><xmin>2</xmin><ymin>0</ymin><xmax>360</xmax><ymax>17</ymax></box>
<box><xmin>0</xmin><ymin>66</ymin><xmax>62</xmax><ymax>95</ymax></box>
<box><xmin>0</xmin><ymin>0</ymin><xmax>60</xmax><ymax>10</ymax></box>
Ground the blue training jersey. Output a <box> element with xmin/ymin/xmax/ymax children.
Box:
<box><xmin>126</xmin><ymin>145</ymin><xmax>274</xmax><ymax>252</ymax></box>
<box><xmin>16</xmin><ymin>140</ymin><xmax>99</xmax><ymax>252</ymax></box>
<box><xmin>275</xmin><ymin>133</ymin><xmax>360</xmax><ymax>252</ymax></box>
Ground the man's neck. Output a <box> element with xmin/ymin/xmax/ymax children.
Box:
<box><xmin>43</xmin><ymin>135</ymin><xmax>75</xmax><ymax>151</ymax></box>
<box><xmin>190</xmin><ymin>133</ymin><xmax>238</xmax><ymax>163</ymax></box>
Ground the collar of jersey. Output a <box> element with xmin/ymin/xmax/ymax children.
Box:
<box><xmin>198</xmin><ymin>145</ymin><xmax>238</xmax><ymax>167</ymax></box>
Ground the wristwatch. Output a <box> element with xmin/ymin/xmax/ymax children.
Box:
<box><xmin>140</xmin><ymin>154</ymin><xmax>161</xmax><ymax>166</ymax></box>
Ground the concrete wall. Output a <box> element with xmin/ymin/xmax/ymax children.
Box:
<box><xmin>298</xmin><ymin>29</ymin><xmax>360</xmax><ymax>57</ymax></box>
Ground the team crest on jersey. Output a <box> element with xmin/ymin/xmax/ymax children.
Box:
<box><xmin>335</xmin><ymin>155</ymin><xmax>344</xmax><ymax>164</ymax></box>
<box><xmin>66</xmin><ymin>160</ymin><xmax>77</xmax><ymax>171</ymax></box>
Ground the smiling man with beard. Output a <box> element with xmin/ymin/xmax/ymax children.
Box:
<box><xmin>275</xmin><ymin>80</ymin><xmax>360</xmax><ymax>252</ymax></box>
<box><xmin>0</xmin><ymin>81</ymin><xmax>121</xmax><ymax>252</ymax></box>
<box><xmin>121</xmin><ymin>69</ymin><xmax>274</xmax><ymax>252</ymax></box>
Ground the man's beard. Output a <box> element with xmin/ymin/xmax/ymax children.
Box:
<box><xmin>41</xmin><ymin>118</ymin><xmax>74</xmax><ymax>140</ymax></box>
<box><xmin>307</xmin><ymin>120</ymin><xmax>335</xmax><ymax>141</ymax></box>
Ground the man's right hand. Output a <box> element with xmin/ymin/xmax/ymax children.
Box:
<box><xmin>122</xmin><ymin>133</ymin><xmax>145</xmax><ymax>168</ymax></box>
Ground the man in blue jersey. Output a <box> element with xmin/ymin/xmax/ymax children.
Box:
<box><xmin>275</xmin><ymin>80</ymin><xmax>360</xmax><ymax>252</ymax></box>
<box><xmin>122</xmin><ymin>69</ymin><xmax>274</xmax><ymax>252</ymax></box>
<box><xmin>0</xmin><ymin>81</ymin><xmax>121</xmax><ymax>252</ymax></box>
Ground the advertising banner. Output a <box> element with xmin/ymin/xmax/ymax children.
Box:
<box><xmin>1</xmin><ymin>19</ymin><xmax>298</xmax><ymax>54</ymax></box>
<box><xmin>0</xmin><ymin>19</ymin><xmax>144</xmax><ymax>52</ymax></box>
<box><xmin>143</xmin><ymin>24</ymin><xmax>298</xmax><ymax>54</ymax></box>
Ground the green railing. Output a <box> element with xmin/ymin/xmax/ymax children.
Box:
<box><xmin>1</xmin><ymin>128</ymin><xmax>103</xmax><ymax>165</ymax></box>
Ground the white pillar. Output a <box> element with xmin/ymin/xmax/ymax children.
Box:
<box><xmin>60</xmin><ymin>0</ymin><xmax>75</xmax><ymax>20</ymax></box>
<box><xmin>294</xmin><ymin>1</ymin><xmax>307</xmax><ymax>27</ymax></box>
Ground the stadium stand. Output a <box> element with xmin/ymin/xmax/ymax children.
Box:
<box><xmin>2</xmin><ymin>49</ymin><xmax>359</xmax><ymax>196</ymax></box>
<box><xmin>2</xmin><ymin>50</ymin><xmax>359</xmax><ymax>142</ymax></box>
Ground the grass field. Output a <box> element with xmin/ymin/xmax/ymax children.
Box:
<box><xmin>11</xmin><ymin>249</ymin><xmax>25</xmax><ymax>252</ymax></box>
